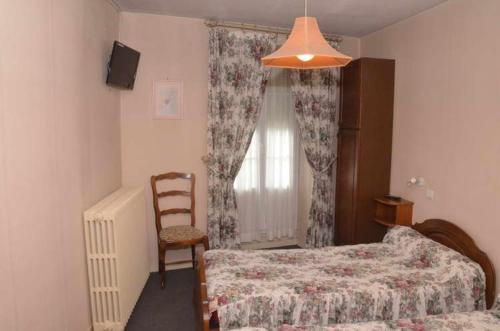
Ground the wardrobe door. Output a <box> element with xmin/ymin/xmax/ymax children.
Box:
<box><xmin>355</xmin><ymin>58</ymin><xmax>395</xmax><ymax>244</ymax></box>
<box><xmin>335</xmin><ymin>58</ymin><xmax>395</xmax><ymax>246</ymax></box>
<box><xmin>339</xmin><ymin>61</ymin><xmax>361</xmax><ymax>130</ymax></box>
<box><xmin>334</xmin><ymin>129</ymin><xmax>359</xmax><ymax>245</ymax></box>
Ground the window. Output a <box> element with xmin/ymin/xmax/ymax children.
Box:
<box><xmin>234</xmin><ymin>69</ymin><xmax>298</xmax><ymax>242</ymax></box>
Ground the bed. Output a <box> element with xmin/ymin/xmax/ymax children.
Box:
<box><xmin>195</xmin><ymin>219</ymin><xmax>496</xmax><ymax>331</ymax></box>
<box><xmin>233</xmin><ymin>295</ymin><xmax>500</xmax><ymax>331</ymax></box>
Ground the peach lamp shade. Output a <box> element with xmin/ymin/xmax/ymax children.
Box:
<box><xmin>261</xmin><ymin>17</ymin><xmax>352</xmax><ymax>69</ymax></box>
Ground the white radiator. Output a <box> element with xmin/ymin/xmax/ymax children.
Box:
<box><xmin>84</xmin><ymin>187</ymin><xmax>149</xmax><ymax>331</ymax></box>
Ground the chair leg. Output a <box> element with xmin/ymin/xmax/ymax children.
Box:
<box><xmin>191</xmin><ymin>245</ymin><xmax>196</xmax><ymax>269</ymax></box>
<box><xmin>158</xmin><ymin>243</ymin><xmax>167</xmax><ymax>289</ymax></box>
<box><xmin>203</xmin><ymin>236</ymin><xmax>209</xmax><ymax>251</ymax></box>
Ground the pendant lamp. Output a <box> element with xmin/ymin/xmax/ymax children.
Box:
<box><xmin>261</xmin><ymin>0</ymin><xmax>352</xmax><ymax>69</ymax></box>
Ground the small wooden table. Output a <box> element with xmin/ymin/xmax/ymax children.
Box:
<box><xmin>374</xmin><ymin>197</ymin><xmax>414</xmax><ymax>227</ymax></box>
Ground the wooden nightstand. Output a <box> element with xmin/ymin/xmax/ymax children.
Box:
<box><xmin>373</xmin><ymin>197</ymin><xmax>414</xmax><ymax>227</ymax></box>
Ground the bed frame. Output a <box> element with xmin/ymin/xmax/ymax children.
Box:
<box><xmin>194</xmin><ymin>219</ymin><xmax>496</xmax><ymax>331</ymax></box>
<box><xmin>412</xmin><ymin>219</ymin><xmax>496</xmax><ymax>308</ymax></box>
<box><xmin>195</xmin><ymin>250</ymin><xmax>212</xmax><ymax>331</ymax></box>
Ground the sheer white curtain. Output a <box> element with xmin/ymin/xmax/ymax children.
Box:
<box><xmin>234</xmin><ymin>68</ymin><xmax>299</xmax><ymax>242</ymax></box>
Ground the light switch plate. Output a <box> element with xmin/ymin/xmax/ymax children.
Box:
<box><xmin>426</xmin><ymin>189</ymin><xmax>435</xmax><ymax>200</ymax></box>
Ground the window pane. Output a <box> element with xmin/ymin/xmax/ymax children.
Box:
<box><xmin>234</xmin><ymin>132</ymin><xmax>259</xmax><ymax>191</ymax></box>
<box><xmin>265</xmin><ymin>129</ymin><xmax>292</xmax><ymax>189</ymax></box>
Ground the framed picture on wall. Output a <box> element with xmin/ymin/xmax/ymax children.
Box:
<box><xmin>153</xmin><ymin>80</ymin><xmax>183</xmax><ymax>120</ymax></box>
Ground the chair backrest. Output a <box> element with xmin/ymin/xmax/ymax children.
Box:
<box><xmin>150</xmin><ymin>172</ymin><xmax>195</xmax><ymax>235</ymax></box>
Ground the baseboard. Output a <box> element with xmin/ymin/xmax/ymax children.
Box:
<box><xmin>241</xmin><ymin>238</ymin><xmax>298</xmax><ymax>250</ymax></box>
<box><xmin>165</xmin><ymin>261</ymin><xmax>192</xmax><ymax>271</ymax></box>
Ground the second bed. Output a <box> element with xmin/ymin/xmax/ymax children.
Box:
<box><xmin>196</xmin><ymin>220</ymin><xmax>496</xmax><ymax>331</ymax></box>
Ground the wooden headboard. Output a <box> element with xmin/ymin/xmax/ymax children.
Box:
<box><xmin>412</xmin><ymin>219</ymin><xmax>496</xmax><ymax>309</ymax></box>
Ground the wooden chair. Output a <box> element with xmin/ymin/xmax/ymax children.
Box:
<box><xmin>151</xmin><ymin>172</ymin><xmax>209</xmax><ymax>289</ymax></box>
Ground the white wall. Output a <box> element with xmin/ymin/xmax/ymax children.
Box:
<box><xmin>361</xmin><ymin>0</ymin><xmax>500</xmax><ymax>291</ymax></box>
<box><xmin>0</xmin><ymin>0</ymin><xmax>121</xmax><ymax>330</ymax></box>
<box><xmin>119</xmin><ymin>13</ymin><xmax>209</xmax><ymax>270</ymax></box>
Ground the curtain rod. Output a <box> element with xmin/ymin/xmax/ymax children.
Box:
<box><xmin>205</xmin><ymin>20</ymin><xmax>343</xmax><ymax>43</ymax></box>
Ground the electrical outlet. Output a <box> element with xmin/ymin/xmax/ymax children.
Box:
<box><xmin>426</xmin><ymin>189</ymin><xmax>435</xmax><ymax>200</ymax></box>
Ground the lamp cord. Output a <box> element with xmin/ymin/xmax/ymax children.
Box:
<box><xmin>304</xmin><ymin>0</ymin><xmax>309</xmax><ymax>55</ymax></box>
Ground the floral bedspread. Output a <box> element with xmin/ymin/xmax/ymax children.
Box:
<box><xmin>204</xmin><ymin>226</ymin><xmax>486</xmax><ymax>331</ymax></box>
<box><xmin>235</xmin><ymin>296</ymin><xmax>500</xmax><ymax>331</ymax></box>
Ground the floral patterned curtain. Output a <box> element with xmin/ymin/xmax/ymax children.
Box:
<box><xmin>207</xmin><ymin>27</ymin><xmax>278</xmax><ymax>249</ymax></box>
<box><xmin>290</xmin><ymin>59</ymin><xmax>340</xmax><ymax>248</ymax></box>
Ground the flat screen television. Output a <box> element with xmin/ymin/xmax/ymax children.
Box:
<box><xmin>106</xmin><ymin>41</ymin><xmax>140</xmax><ymax>90</ymax></box>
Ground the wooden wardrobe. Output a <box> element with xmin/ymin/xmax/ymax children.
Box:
<box><xmin>334</xmin><ymin>58</ymin><xmax>395</xmax><ymax>245</ymax></box>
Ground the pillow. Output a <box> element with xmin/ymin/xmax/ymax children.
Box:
<box><xmin>383</xmin><ymin>225</ymin><xmax>425</xmax><ymax>246</ymax></box>
<box><xmin>494</xmin><ymin>295</ymin><xmax>500</xmax><ymax>311</ymax></box>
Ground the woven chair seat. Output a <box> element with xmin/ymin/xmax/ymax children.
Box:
<box><xmin>159</xmin><ymin>225</ymin><xmax>205</xmax><ymax>243</ymax></box>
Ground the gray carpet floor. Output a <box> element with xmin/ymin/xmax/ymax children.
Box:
<box><xmin>125</xmin><ymin>245</ymin><xmax>300</xmax><ymax>331</ymax></box>
<box><xmin>125</xmin><ymin>269</ymin><xmax>197</xmax><ymax>331</ymax></box>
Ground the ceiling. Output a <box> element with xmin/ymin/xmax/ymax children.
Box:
<box><xmin>114</xmin><ymin>0</ymin><xmax>447</xmax><ymax>37</ymax></box>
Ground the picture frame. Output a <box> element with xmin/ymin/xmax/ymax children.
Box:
<box><xmin>153</xmin><ymin>80</ymin><xmax>183</xmax><ymax>120</ymax></box>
